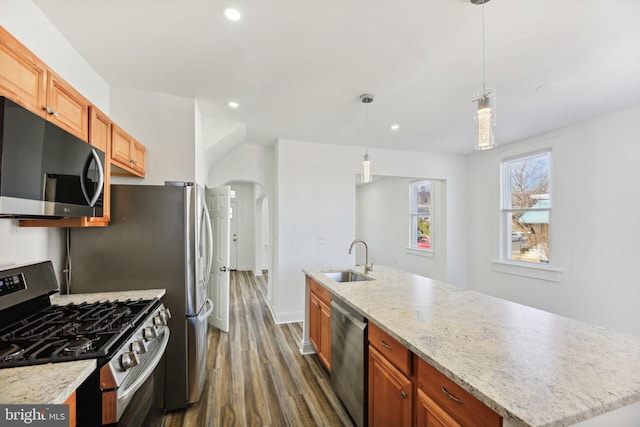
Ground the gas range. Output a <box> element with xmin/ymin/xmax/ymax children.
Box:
<box><xmin>0</xmin><ymin>261</ymin><xmax>171</xmax><ymax>425</ymax></box>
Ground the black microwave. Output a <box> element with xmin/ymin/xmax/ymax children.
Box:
<box><xmin>0</xmin><ymin>97</ymin><xmax>104</xmax><ymax>218</ymax></box>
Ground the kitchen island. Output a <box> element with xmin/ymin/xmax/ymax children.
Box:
<box><xmin>302</xmin><ymin>265</ymin><xmax>640</xmax><ymax>427</ymax></box>
<box><xmin>0</xmin><ymin>289</ymin><xmax>166</xmax><ymax>405</ymax></box>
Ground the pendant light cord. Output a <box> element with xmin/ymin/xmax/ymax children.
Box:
<box><xmin>365</xmin><ymin>100</ymin><xmax>369</xmax><ymax>156</ymax></box>
<box><xmin>482</xmin><ymin>0</ymin><xmax>486</xmax><ymax>96</ymax></box>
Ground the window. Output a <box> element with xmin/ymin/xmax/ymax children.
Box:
<box><xmin>410</xmin><ymin>180</ymin><xmax>432</xmax><ymax>250</ymax></box>
<box><xmin>501</xmin><ymin>151</ymin><xmax>551</xmax><ymax>264</ymax></box>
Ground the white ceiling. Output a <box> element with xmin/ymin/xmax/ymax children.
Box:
<box><xmin>33</xmin><ymin>0</ymin><xmax>640</xmax><ymax>155</ymax></box>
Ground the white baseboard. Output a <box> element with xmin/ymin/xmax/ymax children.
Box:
<box><xmin>299</xmin><ymin>340</ymin><xmax>316</xmax><ymax>355</ymax></box>
<box><xmin>265</xmin><ymin>301</ymin><xmax>303</xmax><ymax>324</ymax></box>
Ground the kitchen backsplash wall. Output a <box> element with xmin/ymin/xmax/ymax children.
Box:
<box><xmin>0</xmin><ymin>220</ymin><xmax>66</xmax><ymax>285</ymax></box>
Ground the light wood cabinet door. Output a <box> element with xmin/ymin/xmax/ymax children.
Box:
<box><xmin>111</xmin><ymin>123</ymin><xmax>146</xmax><ymax>177</ymax></box>
<box><xmin>309</xmin><ymin>292</ymin><xmax>321</xmax><ymax>354</ymax></box>
<box><xmin>416</xmin><ymin>388</ymin><xmax>462</xmax><ymax>427</ymax></box>
<box><xmin>64</xmin><ymin>391</ymin><xmax>77</xmax><ymax>427</ymax></box>
<box><xmin>0</xmin><ymin>26</ymin><xmax>47</xmax><ymax>117</ymax></box>
<box><xmin>45</xmin><ymin>70</ymin><xmax>89</xmax><ymax>141</ymax></box>
<box><xmin>86</xmin><ymin>106</ymin><xmax>111</xmax><ymax>225</ymax></box>
<box><xmin>368</xmin><ymin>345</ymin><xmax>413</xmax><ymax>427</ymax></box>
<box><xmin>309</xmin><ymin>291</ymin><xmax>331</xmax><ymax>370</ymax></box>
<box><xmin>318</xmin><ymin>298</ymin><xmax>331</xmax><ymax>370</ymax></box>
<box><xmin>131</xmin><ymin>138</ymin><xmax>146</xmax><ymax>175</ymax></box>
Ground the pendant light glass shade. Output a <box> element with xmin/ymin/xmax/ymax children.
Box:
<box><xmin>362</xmin><ymin>153</ymin><xmax>372</xmax><ymax>183</ymax></box>
<box><xmin>474</xmin><ymin>91</ymin><xmax>496</xmax><ymax>150</ymax></box>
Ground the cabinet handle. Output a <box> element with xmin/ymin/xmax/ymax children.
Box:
<box><xmin>314</xmin><ymin>303</ymin><xmax>320</xmax><ymax>309</ymax></box>
<box><xmin>42</xmin><ymin>106</ymin><xmax>59</xmax><ymax>118</ymax></box>
<box><xmin>441</xmin><ymin>387</ymin><xmax>463</xmax><ymax>404</ymax></box>
<box><xmin>400</xmin><ymin>390</ymin><xmax>408</xmax><ymax>399</ymax></box>
<box><xmin>380</xmin><ymin>339</ymin><xmax>392</xmax><ymax>350</ymax></box>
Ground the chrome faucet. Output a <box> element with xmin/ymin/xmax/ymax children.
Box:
<box><xmin>348</xmin><ymin>239</ymin><xmax>373</xmax><ymax>274</ymax></box>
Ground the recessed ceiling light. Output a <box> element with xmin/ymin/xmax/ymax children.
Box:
<box><xmin>535</xmin><ymin>83</ymin><xmax>557</xmax><ymax>93</ymax></box>
<box><xmin>228</xmin><ymin>101</ymin><xmax>239</xmax><ymax>109</ymax></box>
<box><xmin>224</xmin><ymin>8</ymin><xmax>242</xmax><ymax>22</ymax></box>
<box><xmin>390</xmin><ymin>124</ymin><xmax>400</xmax><ymax>131</ymax></box>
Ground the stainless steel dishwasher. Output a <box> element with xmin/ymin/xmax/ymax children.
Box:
<box><xmin>330</xmin><ymin>298</ymin><xmax>368</xmax><ymax>427</ymax></box>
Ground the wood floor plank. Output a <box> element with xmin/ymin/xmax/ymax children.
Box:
<box><xmin>164</xmin><ymin>270</ymin><xmax>354</xmax><ymax>427</ymax></box>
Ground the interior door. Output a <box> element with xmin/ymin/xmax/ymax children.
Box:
<box><xmin>206</xmin><ymin>186</ymin><xmax>231</xmax><ymax>332</ymax></box>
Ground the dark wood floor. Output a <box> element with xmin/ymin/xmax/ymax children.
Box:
<box><xmin>164</xmin><ymin>271</ymin><xmax>354</xmax><ymax>427</ymax></box>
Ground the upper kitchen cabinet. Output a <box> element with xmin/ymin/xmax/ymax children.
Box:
<box><xmin>0</xmin><ymin>26</ymin><xmax>89</xmax><ymax>141</ymax></box>
<box><xmin>44</xmin><ymin>69</ymin><xmax>90</xmax><ymax>141</ymax></box>
<box><xmin>0</xmin><ymin>26</ymin><xmax>46</xmax><ymax>117</ymax></box>
<box><xmin>111</xmin><ymin>123</ymin><xmax>146</xmax><ymax>177</ymax></box>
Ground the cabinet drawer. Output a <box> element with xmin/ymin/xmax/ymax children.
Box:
<box><xmin>368</xmin><ymin>322</ymin><xmax>412</xmax><ymax>377</ymax></box>
<box><xmin>309</xmin><ymin>277</ymin><xmax>331</xmax><ymax>305</ymax></box>
<box><xmin>416</xmin><ymin>358</ymin><xmax>502</xmax><ymax>427</ymax></box>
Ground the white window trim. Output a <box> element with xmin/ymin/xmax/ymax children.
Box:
<box><xmin>492</xmin><ymin>260</ymin><xmax>561</xmax><ymax>282</ymax></box>
<box><xmin>500</xmin><ymin>148</ymin><xmax>555</xmax><ymax>271</ymax></box>
<box><xmin>405</xmin><ymin>247</ymin><xmax>435</xmax><ymax>258</ymax></box>
<box><xmin>409</xmin><ymin>179</ymin><xmax>432</xmax><ymax>251</ymax></box>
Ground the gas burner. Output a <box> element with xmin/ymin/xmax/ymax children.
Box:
<box><xmin>62</xmin><ymin>337</ymin><xmax>93</xmax><ymax>356</ymax></box>
<box><xmin>114</xmin><ymin>307</ymin><xmax>132</xmax><ymax>317</ymax></box>
<box><xmin>1</xmin><ymin>344</ymin><xmax>25</xmax><ymax>362</ymax></box>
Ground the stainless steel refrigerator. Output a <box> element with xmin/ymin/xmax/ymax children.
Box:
<box><xmin>69</xmin><ymin>182</ymin><xmax>214</xmax><ymax>411</ymax></box>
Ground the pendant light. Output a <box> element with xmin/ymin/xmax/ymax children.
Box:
<box><xmin>360</xmin><ymin>93</ymin><xmax>374</xmax><ymax>183</ymax></box>
<box><xmin>472</xmin><ymin>0</ymin><xmax>496</xmax><ymax>150</ymax></box>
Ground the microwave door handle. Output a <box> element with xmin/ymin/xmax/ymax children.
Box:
<box><xmin>81</xmin><ymin>148</ymin><xmax>105</xmax><ymax>207</ymax></box>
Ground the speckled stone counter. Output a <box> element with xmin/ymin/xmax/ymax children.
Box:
<box><xmin>302</xmin><ymin>265</ymin><xmax>640</xmax><ymax>427</ymax></box>
<box><xmin>51</xmin><ymin>288</ymin><xmax>166</xmax><ymax>305</ymax></box>
<box><xmin>0</xmin><ymin>360</ymin><xmax>96</xmax><ymax>404</ymax></box>
<box><xmin>0</xmin><ymin>289</ymin><xmax>166</xmax><ymax>405</ymax></box>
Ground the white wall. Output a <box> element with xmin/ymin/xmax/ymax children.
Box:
<box><xmin>109</xmin><ymin>87</ymin><xmax>196</xmax><ymax>186</ymax></box>
<box><xmin>0</xmin><ymin>0</ymin><xmax>109</xmax><ymax>283</ymax></box>
<box><xmin>466</xmin><ymin>103</ymin><xmax>640</xmax><ymax>337</ymax></box>
<box><xmin>356</xmin><ymin>177</ymin><xmax>447</xmax><ymax>281</ymax></box>
<box><xmin>272</xmin><ymin>140</ymin><xmax>467</xmax><ymax>323</ymax></box>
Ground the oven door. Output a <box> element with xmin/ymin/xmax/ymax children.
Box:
<box><xmin>115</xmin><ymin>353</ymin><xmax>165</xmax><ymax>427</ymax></box>
<box><xmin>102</xmin><ymin>328</ymin><xmax>170</xmax><ymax>426</ymax></box>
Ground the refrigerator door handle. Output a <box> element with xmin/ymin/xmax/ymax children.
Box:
<box><xmin>200</xmin><ymin>298</ymin><xmax>214</xmax><ymax>319</ymax></box>
<box><xmin>202</xmin><ymin>198</ymin><xmax>214</xmax><ymax>288</ymax></box>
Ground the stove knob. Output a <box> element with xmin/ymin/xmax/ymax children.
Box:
<box><xmin>131</xmin><ymin>340</ymin><xmax>147</xmax><ymax>355</ymax></box>
<box><xmin>162</xmin><ymin>308</ymin><xmax>172</xmax><ymax>319</ymax></box>
<box><xmin>143</xmin><ymin>326</ymin><xmax>158</xmax><ymax>341</ymax></box>
<box><xmin>153</xmin><ymin>314</ymin><xmax>167</xmax><ymax>327</ymax></box>
<box><xmin>120</xmin><ymin>352</ymin><xmax>138</xmax><ymax>371</ymax></box>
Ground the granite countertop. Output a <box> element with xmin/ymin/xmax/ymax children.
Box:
<box><xmin>1</xmin><ymin>289</ymin><xmax>166</xmax><ymax>405</ymax></box>
<box><xmin>303</xmin><ymin>265</ymin><xmax>640</xmax><ymax>427</ymax></box>
<box><xmin>50</xmin><ymin>288</ymin><xmax>166</xmax><ymax>305</ymax></box>
<box><xmin>0</xmin><ymin>360</ymin><xmax>96</xmax><ymax>404</ymax></box>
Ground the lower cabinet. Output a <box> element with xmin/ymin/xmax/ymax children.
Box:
<box><xmin>415</xmin><ymin>388</ymin><xmax>461</xmax><ymax>427</ymax></box>
<box><xmin>414</xmin><ymin>357</ymin><xmax>502</xmax><ymax>427</ymax></box>
<box><xmin>368</xmin><ymin>345</ymin><xmax>413</xmax><ymax>427</ymax></box>
<box><xmin>64</xmin><ymin>391</ymin><xmax>77</xmax><ymax>427</ymax></box>
<box><xmin>308</xmin><ymin>278</ymin><xmax>331</xmax><ymax>370</ymax></box>
<box><xmin>367</xmin><ymin>321</ymin><xmax>503</xmax><ymax>427</ymax></box>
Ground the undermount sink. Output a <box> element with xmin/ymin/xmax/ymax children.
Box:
<box><xmin>323</xmin><ymin>270</ymin><xmax>374</xmax><ymax>283</ymax></box>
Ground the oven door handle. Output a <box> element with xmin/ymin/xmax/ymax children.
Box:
<box><xmin>118</xmin><ymin>328</ymin><xmax>170</xmax><ymax>403</ymax></box>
